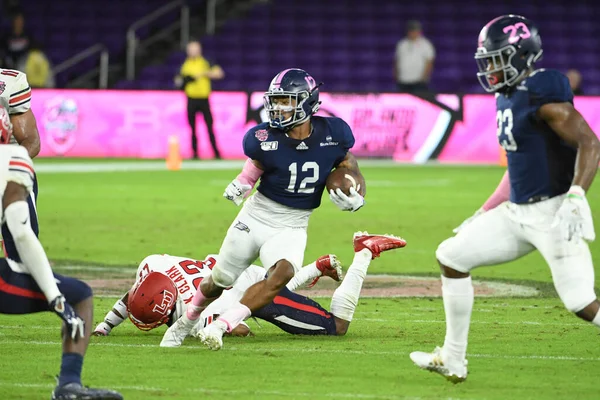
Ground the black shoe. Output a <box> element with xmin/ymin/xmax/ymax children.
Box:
<box><xmin>52</xmin><ymin>383</ymin><xmax>123</xmax><ymax>400</ymax></box>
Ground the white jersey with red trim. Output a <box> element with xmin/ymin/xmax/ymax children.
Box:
<box><xmin>0</xmin><ymin>145</ymin><xmax>34</xmax><ymax>224</ymax></box>
<box><xmin>0</xmin><ymin>69</ymin><xmax>31</xmax><ymax>114</ymax></box>
<box><xmin>136</xmin><ymin>254</ymin><xmax>266</xmax><ymax>327</ymax></box>
<box><xmin>0</xmin><ymin>69</ymin><xmax>32</xmax><ymax>145</ymax></box>
<box><xmin>0</xmin><ymin>69</ymin><xmax>32</xmax><ymax>143</ymax></box>
<box><xmin>135</xmin><ymin>254</ymin><xmax>218</xmax><ymax>305</ymax></box>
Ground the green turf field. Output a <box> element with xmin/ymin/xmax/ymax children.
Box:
<box><xmin>1</xmin><ymin>160</ymin><xmax>599</xmax><ymax>400</ymax></box>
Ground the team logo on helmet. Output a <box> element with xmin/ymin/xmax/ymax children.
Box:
<box><xmin>127</xmin><ymin>271</ymin><xmax>178</xmax><ymax>331</ymax></box>
<box><xmin>153</xmin><ymin>289</ymin><xmax>176</xmax><ymax>314</ymax></box>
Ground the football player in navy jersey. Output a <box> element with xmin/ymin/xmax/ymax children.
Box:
<box><xmin>410</xmin><ymin>15</ymin><xmax>600</xmax><ymax>382</ymax></box>
<box><xmin>162</xmin><ymin>68</ymin><xmax>402</xmax><ymax>349</ymax></box>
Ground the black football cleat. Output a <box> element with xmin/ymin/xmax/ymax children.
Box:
<box><xmin>51</xmin><ymin>383</ymin><xmax>123</xmax><ymax>400</ymax></box>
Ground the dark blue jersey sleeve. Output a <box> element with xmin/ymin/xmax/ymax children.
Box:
<box><xmin>338</xmin><ymin>118</ymin><xmax>355</xmax><ymax>151</ymax></box>
<box><xmin>527</xmin><ymin>69</ymin><xmax>573</xmax><ymax>107</ymax></box>
<box><xmin>326</xmin><ymin>117</ymin><xmax>355</xmax><ymax>167</ymax></box>
<box><xmin>242</xmin><ymin>123</ymin><xmax>270</xmax><ymax>161</ymax></box>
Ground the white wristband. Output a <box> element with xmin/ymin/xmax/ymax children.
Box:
<box><xmin>568</xmin><ymin>185</ymin><xmax>585</xmax><ymax>197</ymax></box>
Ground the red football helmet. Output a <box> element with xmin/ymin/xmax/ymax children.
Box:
<box><xmin>127</xmin><ymin>272</ymin><xmax>178</xmax><ymax>331</ymax></box>
<box><xmin>0</xmin><ymin>105</ymin><xmax>13</xmax><ymax>144</ymax></box>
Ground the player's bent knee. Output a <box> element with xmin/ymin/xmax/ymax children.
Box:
<box><xmin>436</xmin><ymin>239</ymin><xmax>471</xmax><ymax>276</ymax></box>
<box><xmin>210</xmin><ymin>266</ymin><xmax>238</xmax><ymax>289</ymax></box>
<box><xmin>268</xmin><ymin>260</ymin><xmax>295</xmax><ymax>286</ymax></box>
<box><xmin>335</xmin><ymin>318</ymin><xmax>349</xmax><ymax>336</ymax></box>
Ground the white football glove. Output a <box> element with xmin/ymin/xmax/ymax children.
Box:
<box><xmin>552</xmin><ymin>186</ymin><xmax>595</xmax><ymax>243</ymax></box>
<box><xmin>50</xmin><ymin>295</ymin><xmax>85</xmax><ymax>342</ymax></box>
<box><xmin>329</xmin><ymin>186</ymin><xmax>364</xmax><ymax>212</ymax></box>
<box><xmin>92</xmin><ymin>322</ymin><xmax>111</xmax><ymax>336</ymax></box>
<box><xmin>453</xmin><ymin>208</ymin><xmax>485</xmax><ymax>234</ymax></box>
<box><xmin>223</xmin><ymin>179</ymin><xmax>252</xmax><ymax>206</ymax></box>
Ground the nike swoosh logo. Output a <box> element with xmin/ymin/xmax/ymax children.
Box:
<box><xmin>21</xmin><ymin>219</ymin><xmax>28</xmax><ymax>224</ymax></box>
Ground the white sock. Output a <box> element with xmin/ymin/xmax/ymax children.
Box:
<box><xmin>286</xmin><ymin>262</ymin><xmax>320</xmax><ymax>291</ymax></box>
<box><xmin>330</xmin><ymin>249</ymin><xmax>371</xmax><ymax>321</ymax></box>
<box><xmin>592</xmin><ymin>310</ymin><xmax>600</xmax><ymax>328</ymax></box>
<box><xmin>441</xmin><ymin>275</ymin><xmax>474</xmax><ymax>362</ymax></box>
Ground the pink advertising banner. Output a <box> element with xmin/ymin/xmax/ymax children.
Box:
<box><xmin>437</xmin><ymin>95</ymin><xmax>600</xmax><ymax>163</ymax></box>
<box><xmin>31</xmin><ymin>89</ymin><xmax>600</xmax><ymax>163</ymax></box>
<box><xmin>32</xmin><ymin>90</ymin><xmax>250</xmax><ymax>159</ymax></box>
<box><xmin>249</xmin><ymin>92</ymin><xmax>454</xmax><ymax>162</ymax></box>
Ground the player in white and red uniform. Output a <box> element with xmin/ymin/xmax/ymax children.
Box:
<box><xmin>0</xmin><ymin>69</ymin><xmax>42</xmax><ymax>266</ymax></box>
<box><xmin>94</xmin><ymin>232</ymin><xmax>406</xmax><ymax>342</ymax></box>
<box><xmin>93</xmin><ymin>252</ymin><xmax>342</xmax><ymax>337</ymax></box>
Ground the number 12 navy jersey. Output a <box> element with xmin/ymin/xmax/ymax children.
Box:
<box><xmin>496</xmin><ymin>69</ymin><xmax>576</xmax><ymax>204</ymax></box>
<box><xmin>243</xmin><ymin>116</ymin><xmax>355</xmax><ymax>210</ymax></box>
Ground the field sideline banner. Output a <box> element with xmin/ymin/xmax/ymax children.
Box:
<box><xmin>31</xmin><ymin>90</ymin><xmax>600</xmax><ymax>163</ymax></box>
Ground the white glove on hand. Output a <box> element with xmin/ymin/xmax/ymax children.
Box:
<box><xmin>329</xmin><ymin>186</ymin><xmax>364</xmax><ymax>212</ymax></box>
<box><xmin>92</xmin><ymin>322</ymin><xmax>111</xmax><ymax>336</ymax></box>
<box><xmin>50</xmin><ymin>295</ymin><xmax>85</xmax><ymax>342</ymax></box>
<box><xmin>453</xmin><ymin>208</ymin><xmax>485</xmax><ymax>234</ymax></box>
<box><xmin>552</xmin><ymin>186</ymin><xmax>595</xmax><ymax>243</ymax></box>
<box><xmin>223</xmin><ymin>179</ymin><xmax>252</xmax><ymax>206</ymax></box>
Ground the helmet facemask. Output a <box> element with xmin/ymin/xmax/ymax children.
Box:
<box><xmin>129</xmin><ymin>312</ymin><xmax>168</xmax><ymax>331</ymax></box>
<box><xmin>263</xmin><ymin>89</ymin><xmax>319</xmax><ymax>131</ymax></box>
<box><xmin>475</xmin><ymin>45</ymin><xmax>520</xmax><ymax>92</ymax></box>
<box><xmin>475</xmin><ymin>44</ymin><xmax>543</xmax><ymax>92</ymax></box>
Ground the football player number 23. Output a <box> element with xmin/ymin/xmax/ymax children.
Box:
<box><xmin>496</xmin><ymin>109</ymin><xmax>517</xmax><ymax>152</ymax></box>
<box><xmin>287</xmin><ymin>162</ymin><xmax>319</xmax><ymax>193</ymax></box>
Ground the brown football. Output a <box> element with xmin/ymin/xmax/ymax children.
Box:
<box><xmin>326</xmin><ymin>167</ymin><xmax>360</xmax><ymax>196</ymax></box>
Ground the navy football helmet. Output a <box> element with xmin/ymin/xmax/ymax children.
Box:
<box><xmin>475</xmin><ymin>15</ymin><xmax>543</xmax><ymax>92</ymax></box>
<box><xmin>263</xmin><ymin>68</ymin><xmax>321</xmax><ymax>131</ymax></box>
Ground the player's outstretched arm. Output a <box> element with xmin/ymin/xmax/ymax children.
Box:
<box><xmin>223</xmin><ymin>158</ymin><xmax>264</xmax><ymax>206</ymax></box>
<box><xmin>3</xmin><ymin>150</ymin><xmax>84</xmax><ymax>340</ymax></box>
<box><xmin>539</xmin><ymin>102</ymin><xmax>600</xmax><ymax>242</ymax></box>
<box><xmin>93</xmin><ymin>293</ymin><xmax>129</xmax><ymax>336</ymax></box>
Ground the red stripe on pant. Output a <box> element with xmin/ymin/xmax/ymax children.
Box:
<box><xmin>273</xmin><ymin>295</ymin><xmax>330</xmax><ymax>318</ymax></box>
<box><xmin>0</xmin><ymin>274</ymin><xmax>46</xmax><ymax>300</ymax></box>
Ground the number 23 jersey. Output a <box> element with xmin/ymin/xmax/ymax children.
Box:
<box><xmin>496</xmin><ymin>69</ymin><xmax>576</xmax><ymax>204</ymax></box>
<box><xmin>243</xmin><ymin>116</ymin><xmax>355</xmax><ymax>210</ymax></box>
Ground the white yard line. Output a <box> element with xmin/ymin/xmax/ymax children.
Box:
<box><xmin>33</xmin><ymin>160</ymin><xmax>501</xmax><ymax>174</ymax></box>
<box><xmin>0</xmin><ymin>340</ymin><xmax>597</xmax><ymax>362</ymax></box>
<box><xmin>0</xmin><ymin>318</ymin><xmax>584</xmax><ymax>331</ymax></box>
